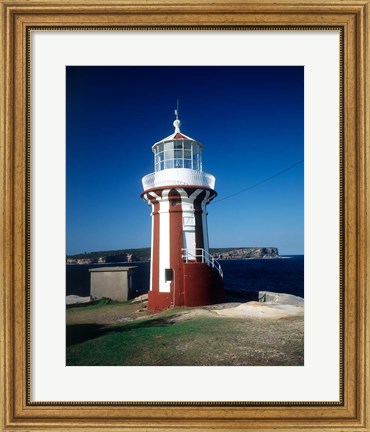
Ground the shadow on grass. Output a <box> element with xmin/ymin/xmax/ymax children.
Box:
<box><xmin>66</xmin><ymin>317</ymin><xmax>175</xmax><ymax>346</ymax></box>
<box><xmin>66</xmin><ymin>298</ymin><xmax>119</xmax><ymax>310</ymax></box>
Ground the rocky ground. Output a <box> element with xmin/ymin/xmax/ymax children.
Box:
<box><xmin>66</xmin><ymin>292</ymin><xmax>304</xmax><ymax>366</ymax></box>
<box><xmin>66</xmin><ymin>291</ymin><xmax>303</xmax><ymax>325</ymax></box>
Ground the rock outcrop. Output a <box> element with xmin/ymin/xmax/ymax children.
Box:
<box><xmin>213</xmin><ymin>291</ymin><xmax>304</xmax><ymax>319</ymax></box>
<box><xmin>213</xmin><ymin>247</ymin><xmax>280</xmax><ymax>260</ymax></box>
<box><xmin>66</xmin><ymin>295</ymin><xmax>91</xmax><ymax>305</ymax></box>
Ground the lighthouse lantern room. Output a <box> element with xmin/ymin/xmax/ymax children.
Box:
<box><xmin>141</xmin><ymin>111</ymin><xmax>224</xmax><ymax>312</ymax></box>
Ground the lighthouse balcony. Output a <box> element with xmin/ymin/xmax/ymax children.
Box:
<box><xmin>142</xmin><ymin>168</ymin><xmax>215</xmax><ymax>190</ymax></box>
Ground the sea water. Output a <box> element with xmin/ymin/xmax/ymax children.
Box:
<box><xmin>66</xmin><ymin>255</ymin><xmax>304</xmax><ymax>299</ymax></box>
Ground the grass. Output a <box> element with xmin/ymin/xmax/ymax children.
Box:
<box><xmin>66</xmin><ymin>305</ymin><xmax>304</xmax><ymax>366</ymax></box>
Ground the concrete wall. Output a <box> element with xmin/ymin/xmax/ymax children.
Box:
<box><xmin>90</xmin><ymin>267</ymin><xmax>137</xmax><ymax>302</ymax></box>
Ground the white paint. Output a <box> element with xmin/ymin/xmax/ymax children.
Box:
<box><xmin>176</xmin><ymin>188</ymin><xmax>189</xmax><ymax>201</ymax></box>
<box><xmin>32</xmin><ymin>31</ymin><xmax>340</xmax><ymax>402</ymax></box>
<box><xmin>142</xmin><ymin>168</ymin><xmax>215</xmax><ymax>190</ymax></box>
<box><xmin>158</xmin><ymin>190</ymin><xmax>171</xmax><ymax>292</ymax></box>
<box><xmin>183</xmin><ymin>216</ymin><xmax>195</xmax><ymax>226</ymax></box>
<box><xmin>146</xmin><ymin>191</ymin><xmax>160</xmax><ymax>292</ymax></box>
<box><xmin>149</xmin><ymin>207</ymin><xmax>154</xmax><ymax>291</ymax></box>
<box><xmin>183</xmin><ymin>231</ymin><xmax>196</xmax><ymax>259</ymax></box>
<box><xmin>181</xmin><ymin>189</ymin><xmax>203</xmax><ymax>259</ymax></box>
<box><xmin>142</xmin><ymin>193</ymin><xmax>154</xmax><ymax>291</ymax></box>
<box><xmin>201</xmin><ymin>190</ymin><xmax>211</xmax><ymax>254</ymax></box>
<box><xmin>188</xmin><ymin>188</ymin><xmax>203</xmax><ymax>201</ymax></box>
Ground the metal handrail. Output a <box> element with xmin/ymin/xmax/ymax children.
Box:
<box><xmin>181</xmin><ymin>248</ymin><xmax>223</xmax><ymax>279</ymax></box>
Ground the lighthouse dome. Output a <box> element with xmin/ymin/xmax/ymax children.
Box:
<box><xmin>152</xmin><ymin>117</ymin><xmax>203</xmax><ymax>172</ymax></box>
<box><xmin>142</xmin><ymin>113</ymin><xmax>215</xmax><ymax>190</ymax></box>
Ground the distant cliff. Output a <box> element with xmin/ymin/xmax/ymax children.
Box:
<box><xmin>66</xmin><ymin>246</ymin><xmax>280</xmax><ymax>264</ymax></box>
<box><xmin>66</xmin><ymin>248</ymin><xmax>150</xmax><ymax>264</ymax></box>
<box><xmin>212</xmin><ymin>247</ymin><xmax>280</xmax><ymax>260</ymax></box>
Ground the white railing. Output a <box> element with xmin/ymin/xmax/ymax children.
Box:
<box><xmin>142</xmin><ymin>168</ymin><xmax>215</xmax><ymax>190</ymax></box>
<box><xmin>181</xmin><ymin>248</ymin><xmax>223</xmax><ymax>279</ymax></box>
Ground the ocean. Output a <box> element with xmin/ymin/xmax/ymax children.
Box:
<box><xmin>66</xmin><ymin>255</ymin><xmax>304</xmax><ymax>299</ymax></box>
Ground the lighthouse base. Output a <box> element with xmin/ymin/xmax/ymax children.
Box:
<box><xmin>147</xmin><ymin>263</ymin><xmax>224</xmax><ymax>312</ymax></box>
<box><xmin>147</xmin><ymin>291</ymin><xmax>173</xmax><ymax>312</ymax></box>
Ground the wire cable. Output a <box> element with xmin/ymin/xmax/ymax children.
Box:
<box><xmin>212</xmin><ymin>159</ymin><xmax>304</xmax><ymax>205</ymax></box>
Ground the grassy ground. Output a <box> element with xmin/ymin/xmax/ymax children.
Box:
<box><xmin>66</xmin><ymin>300</ymin><xmax>304</xmax><ymax>366</ymax></box>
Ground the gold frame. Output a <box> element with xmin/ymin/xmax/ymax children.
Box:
<box><xmin>1</xmin><ymin>0</ymin><xmax>369</xmax><ymax>430</ymax></box>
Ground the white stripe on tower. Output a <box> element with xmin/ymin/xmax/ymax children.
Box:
<box><xmin>158</xmin><ymin>189</ymin><xmax>171</xmax><ymax>292</ymax></box>
<box><xmin>189</xmin><ymin>189</ymin><xmax>203</xmax><ymax>201</ymax></box>
<box><xmin>176</xmin><ymin>188</ymin><xmax>188</xmax><ymax>201</ymax></box>
<box><xmin>148</xmin><ymin>191</ymin><xmax>160</xmax><ymax>291</ymax></box>
<box><xmin>149</xmin><ymin>207</ymin><xmax>154</xmax><ymax>291</ymax></box>
<box><xmin>201</xmin><ymin>190</ymin><xmax>211</xmax><ymax>254</ymax></box>
<box><xmin>180</xmin><ymin>188</ymin><xmax>202</xmax><ymax>260</ymax></box>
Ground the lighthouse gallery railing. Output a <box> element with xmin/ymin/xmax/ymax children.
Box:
<box><xmin>181</xmin><ymin>248</ymin><xmax>223</xmax><ymax>279</ymax></box>
<box><xmin>142</xmin><ymin>169</ymin><xmax>215</xmax><ymax>190</ymax></box>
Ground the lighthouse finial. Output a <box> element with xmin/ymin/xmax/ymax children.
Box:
<box><xmin>173</xmin><ymin>99</ymin><xmax>181</xmax><ymax>132</ymax></box>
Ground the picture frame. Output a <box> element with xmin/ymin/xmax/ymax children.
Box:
<box><xmin>1</xmin><ymin>0</ymin><xmax>369</xmax><ymax>431</ymax></box>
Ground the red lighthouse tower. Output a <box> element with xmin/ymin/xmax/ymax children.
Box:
<box><xmin>141</xmin><ymin>111</ymin><xmax>224</xmax><ymax>312</ymax></box>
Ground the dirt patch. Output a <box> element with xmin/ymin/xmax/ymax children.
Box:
<box><xmin>213</xmin><ymin>301</ymin><xmax>304</xmax><ymax>319</ymax></box>
<box><xmin>166</xmin><ymin>308</ymin><xmax>217</xmax><ymax>323</ymax></box>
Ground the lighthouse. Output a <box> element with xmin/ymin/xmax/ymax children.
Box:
<box><xmin>141</xmin><ymin>111</ymin><xmax>224</xmax><ymax>312</ymax></box>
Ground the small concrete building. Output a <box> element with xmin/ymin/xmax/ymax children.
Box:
<box><xmin>89</xmin><ymin>266</ymin><xmax>137</xmax><ymax>302</ymax></box>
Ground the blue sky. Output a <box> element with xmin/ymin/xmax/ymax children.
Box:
<box><xmin>66</xmin><ymin>66</ymin><xmax>304</xmax><ymax>255</ymax></box>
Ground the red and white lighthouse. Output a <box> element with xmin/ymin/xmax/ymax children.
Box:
<box><xmin>141</xmin><ymin>112</ymin><xmax>224</xmax><ymax>312</ymax></box>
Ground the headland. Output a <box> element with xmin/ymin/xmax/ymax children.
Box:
<box><xmin>66</xmin><ymin>247</ymin><xmax>281</xmax><ymax>264</ymax></box>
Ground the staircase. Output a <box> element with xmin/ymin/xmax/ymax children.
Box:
<box><xmin>181</xmin><ymin>248</ymin><xmax>223</xmax><ymax>279</ymax></box>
